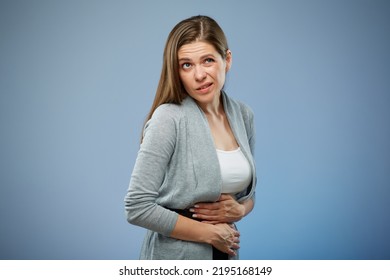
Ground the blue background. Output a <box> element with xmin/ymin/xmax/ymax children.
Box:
<box><xmin>1</xmin><ymin>0</ymin><xmax>389</xmax><ymax>260</ymax></box>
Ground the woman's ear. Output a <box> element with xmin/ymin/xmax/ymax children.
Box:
<box><xmin>225</xmin><ymin>50</ymin><xmax>232</xmax><ymax>72</ymax></box>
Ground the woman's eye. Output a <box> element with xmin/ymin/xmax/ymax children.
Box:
<box><xmin>204</xmin><ymin>58</ymin><xmax>214</xmax><ymax>64</ymax></box>
<box><xmin>182</xmin><ymin>63</ymin><xmax>191</xmax><ymax>69</ymax></box>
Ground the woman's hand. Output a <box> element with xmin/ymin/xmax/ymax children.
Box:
<box><xmin>170</xmin><ymin>215</ymin><xmax>240</xmax><ymax>256</ymax></box>
<box><xmin>210</xmin><ymin>223</ymin><xmax>240</xmax><ymax>256</ymax></box>
<box><xmin>190</xmin><ymin>194</ymin><xmax>246</xmax><ymax>224</ymax></box>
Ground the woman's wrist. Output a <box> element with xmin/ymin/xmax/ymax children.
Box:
<box><xmin>171</xmin><ymin>215</ymin><xmax>218</xmax><ymax>245</ymax></box>
<box><xmin>240</xmin><ymin>198</ymin><xmax>254</xmax><ymax>218</ymax></box>
<box><xmin>238</xmin><ymin>203</ymin><xmax>246</xmax><ymax>219</ymax></box>
<box><xmin>199</xmin><ymin>223</ymin><xmax>218</xmax><ymax>245</ymax></box>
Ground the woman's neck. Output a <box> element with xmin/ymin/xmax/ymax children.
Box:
<box><xmin>197</xmin><ymin>93</ymin><xmax>224</xmax><ymax>117</ymax></box>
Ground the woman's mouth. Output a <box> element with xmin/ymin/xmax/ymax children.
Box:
<box><xmin>196</xmin><ymin>83</ymin><xmax>213</xmax><ymax>93</ymax></box>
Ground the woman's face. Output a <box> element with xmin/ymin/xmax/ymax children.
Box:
<box><xmin>178</xmin><ymin>41</ymin><xmax>231</xmax><ymax>107</ymax></box>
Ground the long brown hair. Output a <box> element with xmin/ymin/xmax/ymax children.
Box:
<box><xmin>143</xmin><ymin>15</ymin><xmax>229</xmax><ymax>135</ymax></box>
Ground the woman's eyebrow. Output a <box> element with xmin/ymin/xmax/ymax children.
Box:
<box><xmin>178</xmin><ymin>54</ymin><xmax>215</xmax><ymax>62</ymax></box>
<box><xmin>178</xmin><ymin>57</ymin><xmax>192</xmax><ymax>62</ymax></box>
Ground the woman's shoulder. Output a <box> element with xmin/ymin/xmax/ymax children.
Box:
<box><xmin>224</xmin><ymin>93</ymin><xmax>254</xmax><ymax>119</ymax></box>
<box><xmin>237</xmin><ymin>100</ymin><xmax>254</xmax><ymax>115</ymax></box>
<box><xmin>152</xmin><ymin>102</ymin><xmax>185</xmax><ymax>120</ymax></box>
<box><xmin>143</xmin><ymin>103</ymin><xmax>184</xmax><ymax>139</ymax></box>
<box><xmin>153</xmin><ymin>103</ymin><xmax>182</xmax><ymax>117</ymax></box>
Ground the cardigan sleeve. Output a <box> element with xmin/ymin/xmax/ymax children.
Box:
<box><xmin>124</xmin><ymin>104</ymin><xmax>179</xmax><ymax>237</ymax></box>
<box><xmin>236</xmin><ymin>102</ymin><xmax>257</xmax><ymax>203</ymax></box>
<box><xmin>247</xmin><ymin>106</ymin><xmax>256</xmax><ymax>156</ymax></box>
<box><xmin>246</xmin><ymin>105</ymin><xmax>257</xmax><ymax>201</ymax></box>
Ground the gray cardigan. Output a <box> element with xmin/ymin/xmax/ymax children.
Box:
<box><xmin>124</xmin><ymin>91</ymin><xmax>256</xmax><ymax>259</ymax></box>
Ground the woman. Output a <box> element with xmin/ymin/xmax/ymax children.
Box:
<box><xmin>124</xmin><ymin>15</ymin><xmax>256</xmax><ymax>260</ymax></box>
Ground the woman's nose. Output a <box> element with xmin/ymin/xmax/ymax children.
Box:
<box><xmin>194</xmin><ymin>65</ymin><xmax>206</xmax><ymax>81</ymax></box>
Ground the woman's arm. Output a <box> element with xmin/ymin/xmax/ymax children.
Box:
<box><xmin>189</xmin><ymin>194</ymin><xmax>254</xmax><ymax>224</ymax></box>
<box><xmin>125</xmin><ymin>105</ymin><xmax>179</xmax><ymax>236</ymax></box>
<box><xmin>170</xmin><ymin>215</ymin><xmax>240</xmax><ymax>256</ymax></box>
<box><xmin>125</xmin><ymin>105</ymin><xmax>241</xmax><ymax>254</ymax></box>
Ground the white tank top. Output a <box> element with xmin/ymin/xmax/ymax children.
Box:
<box><xmin>216</xmin><ymin>147</ymin><xmax>252</xmax><ymax>194</ymax></box>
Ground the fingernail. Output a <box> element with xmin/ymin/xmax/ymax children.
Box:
<box><xmin>189</xmin><ymin>208</ymin><xmax>195</xmax><ymax>212</ymax></box>
<box><xmin>192</xmin><ymin>214</ymin><xmax>197</xmax><ymax>218</ymax></box>
<box><xmin>194</xmin><ymin>204</ymin><xmax>199</xmax><ymax>208</ymax></box>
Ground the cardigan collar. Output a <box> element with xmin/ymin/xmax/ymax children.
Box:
<box><xmin>182</xmin><ymin>91</ymin><xmax>251</xmax><ymax>157</ymax></box>
<box><xmin>182</xmin><ymin>95</ymin><xmax>222</xmax><ymax>202</ymax></box>
<box><xmin>181</xmin><ymin>91</ymin><xmax>255</xmax><ymax>202</ymax></box>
